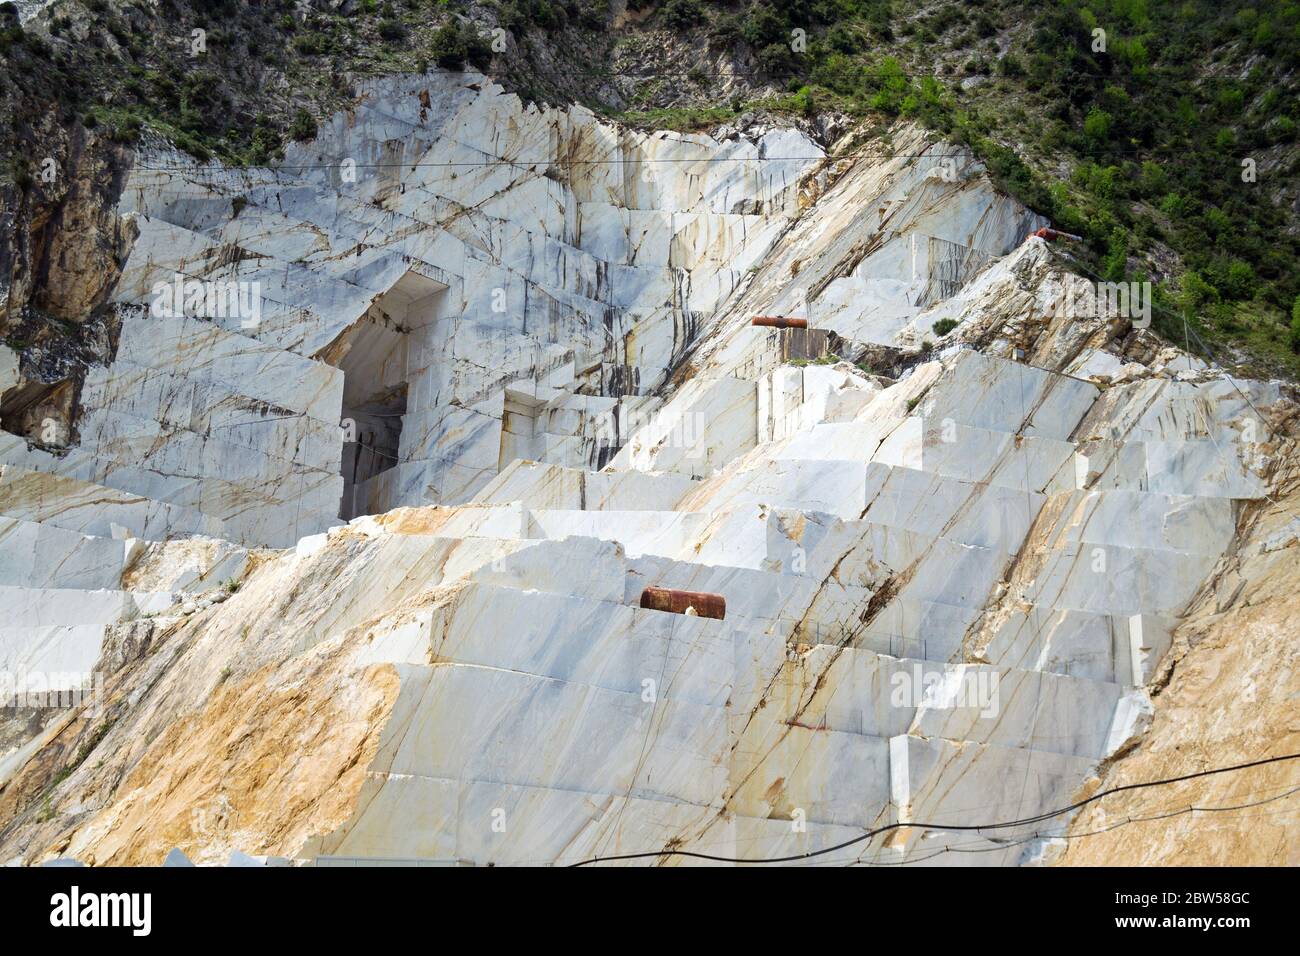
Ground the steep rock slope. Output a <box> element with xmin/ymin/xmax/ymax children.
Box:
<box><xmin>0</xmin><ymin>72</ymin><xmax>1295</xmax><ymax>866</ymax></box>
<box><xmin>1056</xmin><ymin>464</ymin><xmax>1300</xmax><ymax>866</ymax></box>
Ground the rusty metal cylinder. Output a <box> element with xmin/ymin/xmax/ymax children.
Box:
<box><xmin>639</xmin><ymin>586</ymin><xmax>726</xmax><ymax>620</ymax></box>
<box><xmin>1031</xmin><ymin>227</ymin><xmax>1083</xmax><ymax>243</ymax></box>
<box><xmin>751</xmin><ymin>316</ymin><xmax>809</xmax><ymax>329</ymax></box>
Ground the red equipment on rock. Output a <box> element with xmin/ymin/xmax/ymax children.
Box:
<box><xmin>1029</xmin><ymin>227</ymin><xmax>1083</xmax><ymax>243</ymax></box>
<box><xmin>639</xmin><ymin>586</ymin><xmax>726</xmax><ymax>620</ymax></box>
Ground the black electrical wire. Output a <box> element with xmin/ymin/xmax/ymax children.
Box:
<box><xmin>842</xmin><ymin>783</ymin><xmax>1300</xmax><ymax>867</ymax></box>
<box><xmin>568</xmin><ymin>750</ymin><xmax>1300</xmax><ymax>865</ymax></box>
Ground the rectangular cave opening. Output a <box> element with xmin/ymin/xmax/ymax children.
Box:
<box><xmin>340</xmin><ymin>380</ymin><xmax>408</xmax><ymax>521</ymax></box>
<box><xmin>330</xmin><ymin>305</ymin><xmax>412</xmax><ymax>521</ymax></box>
<box><xmin>327</xmin><ymin>267</ymin><xmax>446</xmax><ymax>521</ymax></box>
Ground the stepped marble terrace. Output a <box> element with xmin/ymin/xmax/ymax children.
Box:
<box><xmin>0</xmin><ymin>72</ymin><xmax>1295</xmax><ymax>866</ymax></box>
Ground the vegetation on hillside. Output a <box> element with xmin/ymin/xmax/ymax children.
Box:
<box><xmin>614</xmin><ymin>0</ymin><xmax>1300</xmax><ymax>376</ymax></box>
<box><xmin>2</xmin><ymin>0</ymin><xmax>1298</xmax><ymax>375</ymax></box>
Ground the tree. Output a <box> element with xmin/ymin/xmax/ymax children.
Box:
<box><xmin>1083</xmin><ymin>108</ymin><xmax>1112</xmax><ymax>144</ymax></box>
<box><xmin>661</xmin><ymin>0</ymin><xmax>705</xmax><ymax>30</ymax></box>
<box><xmin>430</xmin><ymin>22</ymin><xmax>466</xmax><ymax>69</ymax></box>
<box><xmin>288</xmin><ymin>108</ymin><xmax>317</xmax><ymax>142</ymax></box>
<box><xmin>1290</xmin><ymin>293</ymin><xmax>1300</xmax><ymax>352</ymax></box>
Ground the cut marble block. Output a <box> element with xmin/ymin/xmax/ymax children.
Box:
<box><xmin>473</xmin><ymin>460</ymin><xmax>698</xmax><ymax>512</ymax></box>
<box><xmin>774</xmin><ymin>420</ymin><xmax>891</xmax><ymax>464</ymax></box>
<box><xmin>1127</xmin><ymin>613</ymin><xmax>1175</xmax><ymax>685</ymax></box>
<box><xmin>975</xmin><ymin>605</ymin><xmax>1128</xmax><ymax>683</ymax></box>
<box><xmin>909</xmin><ymin>350</ymin><xmax>1098</xmax><ymax>441</ymax></box>
<box><xmin>0</xmin><ymin>517</ymin><xmax>134</xmax><ymax>590</ymax></box>
<box><xmin>498</xmin><ymin>390</ymin><xmax>621</xmax><ymax>472</ymax></box>
<box><xmin>757</xmin><ymin>363</ymin><xmax>880</xmax><ymax>442</ymax></box>
<box><xmin>0</xmin><ymin>584</ymin><xmax>177</xmax><ymax>698</ymax></box>
<box><xmin>470</xmin><ymin>537</ymin><xmax>629</xmax><ymax>603</ymax></box>
<box><xmin>527</xmin><ymin>509</ymin><xmax>707</xmax><ymax>559</ymax></box>
<box><xmin>1012</xmin><ymin>540</ymin><xmax>1217</xmax><ymax>617</ymax></box>
<box><xmin>1076</xmin><ymin>377</ymin><xmax>1284</xmax><ymax>444</ymax></box>
<box><xmin>857</xmin><ymin>463</ymin><xmax>1044</xmax><ymax>553</ymax></box>
<box><xmin>816</xmin><ymin>598</ymin><xmax>981</xmax><ymax>662</ymax></box>
<box><xmin>110</xmin><ymin>311</ymin><xmax>344</xmax><ymax>424</ymax></box>
<box><xmin>680</xmin><ymin>505</ymin><xmax>855</xmax><ymax>579</ymax></box>
<box><xmin>0</xmin><ymin>625</ymin><xmax>113</xmax><ymax>691</ymax></box>
<box><xmin>613</xmin><ymin>376</ymin><xmax>757</xmax><ymax>476</ymax></box>
<box><xmin>1076</xmin><ymin>437</ymin><xmax>1265</xmax><ymax>499</ymax></box>
<box><xmin>727</xmin><ymin>721</ymin><xmax>892</xmax><ymax>828</ymax></box>
<box><xmin>681</xmin><ymin>458</ymin><xmax>877</xmax><ymax>520</ymax></box>
<box><xmin>270</xmin><ymin>532</ymin><xmax>578</xmax><ymax>654</ymax></box>
<box><xmin>76</xmin><ymin>406</ymin><xmax>336</xmax><ymax>487</ymax></box>
<box><xmin>745</xmin><ymin>641</ymin><xmax>1118</xmax><ymax>757</ymax></box>
<box><xmin>904</xmin><ymin>663</ymin><xmax>1121</xmax><ymax>759</ymax></box>
<box><xmin>829</xmin><ymin>520</ymin><xmax>1011</xmax><ymax>610</ymax></box>
<box><xmin>371</xmin><ymin>662</ymin><xmax>730</xmax><ymax>806</ymax></box>
<box><xmin>336</xmin><ymin>521</ymin><xmax>625</xmax><ymax>603</ymax></box>
<box><xmin>418</xmin><ymin>583</ymin><xmax>781</xmax><ymax>710</ymax></box>
<box><xmin>0</xmin><ymin>463</ymin><xmax>223</xmax><ymax>541</ymax></box>
<box><xmin>0</xmin><ymin>587</ymin><xmax>176</xmax><ymax>628</ymax></box>
<box><xmin>889</xmin><ymin>734</ymin><xmax>1094</xmax><ymax>835</ymax></box>
<box><xmin>28</xmin><ymin>399</ymin><xmax>342</xmax><ymax>547</ymax></box>
<box><xmin>876</xmin><ymin>418</ymin><xmax>1079</xmax><ymax>493</ymax></box>
<box><xmin>114</xmin><ymin>218</ymin><xmax>376</xmax><ymax>357</ymax></box>
<box><xmin>1034</xmin><ymin>490</ymin><xmax>1236</xmax><ymax>556</ymax></box>
<box><xmin>79</xmin><ymin>360</ymin><xmax>341</xmax><ymax>470</ymax></box>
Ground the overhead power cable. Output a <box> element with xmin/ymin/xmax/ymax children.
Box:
<box><xmin>133</xmin><ymin>145</ymin><xmax>1208</xmax><ymax>173</ymax></box>
<box><xmin>454</xmin><ymin>67</ymin><xmax>951</xmax><ymax>80</ymax></box>
<box><xmin>567</xmin><ymin>750</ymin><xmax>1300</xmax><ymax>866</ymax></box>
<box><xmin>139</xmin><ymin>154</ymin><xmax>837</xmax><ymax>172</ymax></box>
<box><xmin>841</xmin><ymin>782</ymin><xmax>1300</xmax><ymax>867</ymax></box>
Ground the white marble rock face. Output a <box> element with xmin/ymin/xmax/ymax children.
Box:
<box><xmin>0</xmin><ymin>71</ymin><xmax>1291</xmax><ymax>867</ymax></box>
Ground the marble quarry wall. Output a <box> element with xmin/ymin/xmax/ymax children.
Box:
<box><xmin>0</xmin><ymin>72</ymin><xmax>1295</xmax><ymax>866</ymax></box>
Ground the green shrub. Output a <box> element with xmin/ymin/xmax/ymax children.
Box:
<box><xmin>288</xmin><ymin>108</ymin><xmax>317</xmax><ymax>142</ymax></box>
<box><xmin>1083</xmin><ymin>108</ymin><xmax>1112</xmax><ymax>143</ymax></box>
<box><xmin>429</xmin><ymin>22</ymin><xmax>464</xmax><ymax>68</ymax></box>
<box><xmin>661</xmin><ymin>0</ymin><xmax>705</xmax><ymax>30</ymax></box>
<box><xmin>463</xmin><ymin>25</ymin><xmax>493</xmax><ymax>68</ymax></box>
<box><xmin>377</xmin><ymin>18</ymin><xmax>406</xmax><ymax>41</ymax></box>
<box><xmin>292</xmin><ymin>32</ymin><xmax>326</xmax><ymax>54</ymax></box>
<box><xmin>1291</xmin><ymin>294</ymin><xmax>1300</xmax><ymax>352</ymax></box>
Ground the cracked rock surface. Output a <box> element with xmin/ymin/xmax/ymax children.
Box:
<box><xmin>0</xmin><ymin>72</ymin><xmax>1296</xmax><ymax>866</ymax></box>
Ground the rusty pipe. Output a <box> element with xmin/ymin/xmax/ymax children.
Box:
<box><xmin>639</xmin><ymin>586</ymin><xmax>726</xmax><ymax>620</ymax></box>
<box><xmin>751</xmin><ymin>316</ymin><xmax>809</xmax><ymax>329</ymax></box>
<box><xmin>1030</xmin><ymin>227</ymin><xmax>1083</xmax><ymax>243</ymax></box>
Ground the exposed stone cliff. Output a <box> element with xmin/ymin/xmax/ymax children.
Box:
<box><xmin>0</xmin><ymin>70</ymin><xmax>1295</xmax><ymax>866</ymax></box>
